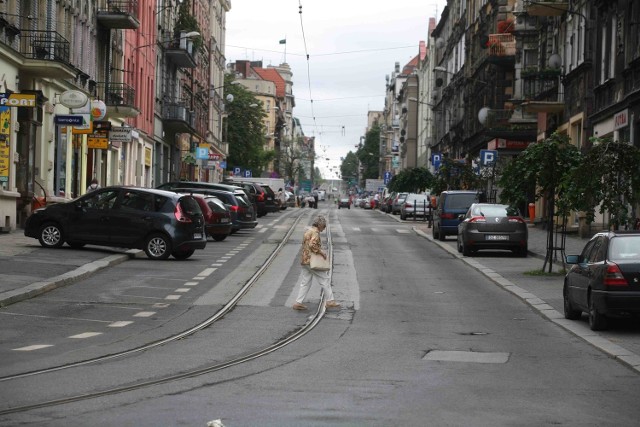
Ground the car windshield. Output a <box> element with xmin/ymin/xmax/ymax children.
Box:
<box><xmin>472</xmin><ymin>205</ymin><xmax>511</xmax><ymax>217</ymax></box>
<box><xmin>609</xmin><ymin>236</ymin><xmax>640</xmax><ymax>261</ymax></box>
<box><xmin>446</xmin><ymin>194</ymin><xmax>478</xmax><ymax>209</ymax></box>
<box><xmin>206</xmin><ymin>197</ymin><xmax>228</xmax><ymax>213</ymax></box>
<box><xmin>235</xmin><ymin>194</ymin><xmax>251</xmax><ymax>207</ymax></box>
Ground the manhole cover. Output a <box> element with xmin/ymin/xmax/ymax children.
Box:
<box><xmin>423</xmin><ymin>350</ymin><xmax>510</xmax><ymax>364</ymax></box>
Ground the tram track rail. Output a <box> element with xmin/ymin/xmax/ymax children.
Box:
<box><xmin>0</xmin><ymin>209</ymin><xmax>334</xmax><ymax>415</ymax></box>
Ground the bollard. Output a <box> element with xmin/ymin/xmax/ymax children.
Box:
<box><xmin>528</xmin><ymin>203</ymin><xmax>535</xmax><ymax>223</ymax></box>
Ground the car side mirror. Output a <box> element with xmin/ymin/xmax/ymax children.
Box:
<box><xmin>565</xmin><ymin>254</ymin><xmax>580</xmax><ymax>264</ymax></box>
<box><xmin>458</xmin><ymin>214</ymin><xmax>465</xmax><ymax>221</ymax></box>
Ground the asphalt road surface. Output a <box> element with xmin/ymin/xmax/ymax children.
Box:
<box><xmin>1</xmin><ymin>204</ymin><xmax>640</xmax><ymax>426</ymax></box>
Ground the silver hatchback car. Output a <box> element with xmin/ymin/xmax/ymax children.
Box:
<box><xmin>400</xmin><ymin>193</ymin><xmax>431</xmax><ymax>220</ymax></box>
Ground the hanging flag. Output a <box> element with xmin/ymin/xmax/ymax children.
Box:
<box><xmin>279</xmin><ymin>39</ymin><xmax>286</xmax><ymax>44</ymax></box>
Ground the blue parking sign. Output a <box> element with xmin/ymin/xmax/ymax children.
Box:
<box><xmin>480</xmin><ymin>150</ymin><xmax>498</xmax><ymax>166</ymax></box>
<box><xmin>233</xmin><ymin>167</ymin><xmax>241</xmax><ymax>176</ymax></box>
<box><xmin>431</xmin><ymin>153</ymin><xmax>442</xmax><ymax>169</ymax></box>
<box><xmin>244</xmin><ymin>169</ymin><xmax>252</xmax><ymax>178</ymax></box>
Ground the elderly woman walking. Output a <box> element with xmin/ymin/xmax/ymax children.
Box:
<box><xmin>292</xmin><ymin>215</ymin><xmax>340</xmax><ymax>310</ymax></box>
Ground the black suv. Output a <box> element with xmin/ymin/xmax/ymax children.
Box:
<box><xmin>24</xmin><ymin>187</ymin><xmax>207</xmax><ymax>260</ymax></box>
<box><xmin>222</xmin><ymin>180</ymin><xmax>273</xmax><ymax>217</ymax></box>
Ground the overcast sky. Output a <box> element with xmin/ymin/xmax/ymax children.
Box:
<box><xmin>225</xmin><ymin>0</ymin><xmax>446</xmax><ymax>180</ymax></box>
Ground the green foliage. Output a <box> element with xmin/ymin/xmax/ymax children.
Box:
<box><xmin>340</xmin><ymin>152</ymin><xmax>358</xmax><ymax>182</ymax></box>
<box><xmin>387</xmin><ymin>167</ymin><xmax>433</xmax><ymax>193</ymax></box>
<box><xmin>225</xmin><ymin>76</ymin><xmax>271</xmax><ymax>175</ymax></box>
<box><xmin>431</xmin><ymin>156</ymin><xmax>483</xmax><ymax>195</ymax></box>
<box><xmin>566</xmin><ymin>137</ymin><xmax>640</xmax><ymax>229</ymax></box>
<box><xmin>498</xmin><ymin>133</ymin><xmax>581</xmax><ymax>212</ymax></box>
<box><xmin>175</xmin><ymin>0</ymin><xmax>202</xmax><ymax>52</ymax></box>
<box><xmin>356</xmin><ymin>125</ymin><xmax>380</xmax><ymax>180</ymax></box>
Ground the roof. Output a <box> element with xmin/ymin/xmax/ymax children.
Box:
<box><xmin>402</xmin><ymin>55</ymin><xmax>419</xmax><ymax>74</ymax></box>
<box><xmin>253</xmin><ymin>68</ymin><xmax>286</xmax><ymax>98</ymax></box>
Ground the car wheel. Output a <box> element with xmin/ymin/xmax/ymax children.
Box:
<box><xmin>338</xmin><ymin>206</ymin><xmax>341</xmax><ymax>209</ymax></box>
<box><xmin>172</xmin><ymin>249</ymin><xmax>195</xmax><ymax>260</ymax></box>
<box><xmin>400</xmin><ymin>212</ymin><xmax>406</xmax><ymax>220</ymax></box>
<box><xmin>462</xmin><ymin>240</ymin><xmax>472</xmax><ymax>256</ymax></box>
<box><xmin>563</xmin><ymin>284</ymin><xmax>581</xmax><ymax>320</ymax></box>
<box><xmin>456</xmin><ymin>236</ymin><xmax>462</xmax><ymax>253</ymax></box>
<box><xmin>347</xmin><ymin>206</ymin><xmax>350</xmax><ymax>209</ymax></box>
<box><xmin>438</xmin><ymin>228</ymin><xmax>446</xmax><ymax>241</ymax></box>
<box><xmin>211</xmin><ymin>234</ymin><xmax>227</xmax><ymax>242</ymax></box>
<box><xmin>144</xmin><ymin>233</ymin><xmax>172</xmax><ymax>260</ymax></box>
<box><xmin>433</xmin><ymin>226</ymin><xmax>439</xmax><ymax>240</ymax></box>
<box><xmin>38</xmin><ymin>223</ymin><xmax>65</xmax><ymax>248</ymax></box>
<box><xmin>68</xmin><ymin>242</ymin><xmax>86</xmax><ymax>249</ymax></box>
<box><xmin>588</xmin><ymin>292</ymin><xmax>608</xmax><ymax>331</ymax></box>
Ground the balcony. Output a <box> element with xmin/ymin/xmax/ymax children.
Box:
<box><xmin>483</xmin><ymin>109</ymin><xmax>538</xmax><ymax>140</ymax></box>
<box><xmin>97</xmin><ymin>0</ymin><xmax>140</xmax><ymax>29</ymax></box>
<box><xmin>518</xmin><ymin>68</ymin><xmax>565</xmax><ymax>113</ymax></box>
<box><xmin>487</xmin><ymin>34</ymin><xmax>516</xmax><ymax>66</ymax></box>
<box><xmin>164</xmin><ymin>37</ymin><xmax>197</xmax><ymax>68</ymax></box>
<box><xmin>15</xmin><ymin>30</ymin><xmax>76</xmax><ymax>79</ymax></box>
<box><xmin>525</xmin><ymin>1</ymin><xmax>569</xmax><ymax>17</ymax></box>
<box><xmin>97</xmin><ymin>82</ymin><xmax>140</xmax><ymax>118</ymax></box>
<box><xmin>162</xmin><ymin>103</ymin><xmax>196</xmax><ymax>134</ymax></box>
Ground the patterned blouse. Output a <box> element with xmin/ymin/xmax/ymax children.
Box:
<box><xmin>301</xmin><ymin>226</ymin><xmax>323</xmax><ymax>265</ymax></box>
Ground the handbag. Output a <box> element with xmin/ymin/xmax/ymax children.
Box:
<box><xmin>310</xmin><ymin>253</ymin><xmax>330</xmax><ymax>271</ymax></box>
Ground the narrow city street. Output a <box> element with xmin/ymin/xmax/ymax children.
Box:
<box><xmin>2</xmin><ymin>205</ymin><xmax>640</xmax><ymax>426</ymax></box>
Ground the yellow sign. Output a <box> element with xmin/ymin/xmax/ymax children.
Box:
<box><xmin>145</xmin><ymin>147</ymin><xmax>152</xmax><ymax>167</ymax></box>
<box><xmin>0</xmin><ymin>93</ymin><xmax>36</xmax><ymax>108</ymax></box>
<box><xmin>87</xmin><ymin>135</ymin><xmax>109</xmax><ymax>149</ymax></box>
<box><xmin>0</xmin><ymin>107</ymin><xmax>10</xmax><ymax>182</ymax></box>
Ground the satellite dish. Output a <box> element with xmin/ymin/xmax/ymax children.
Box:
<box><xmin>478</xmin><ymin>107</ymin><xmax>490</xmax><ymax>125</ymax></box>
<box><xmin>226</xmin><ymin>94</ymin><xmax>234</xmax><ymax>103</ymax></box>
<box><xmin>548</xmin><ymin>53</ymin><xmax>562</xmax><ymax>70</ymax></box>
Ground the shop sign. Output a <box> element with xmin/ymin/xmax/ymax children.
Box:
<box><xmin>54</xmin><ymin>115</ymin><xmax>84</xmax><ymax>125</ymax></box>
<box><xmin>613</xmin><ymin>109</ymin><xmax>629</xmax><ymax>131</ymax></box>
<box><xmin>488</xmin><ymin>138</ymin><xmax>529</xmax><ymax>150</ymax></box>
<box><xmin>0</xmin><ymin>107</ymin><xmax>9</xmax><ymax>182</ymax></box>
<box><xmin>145</xmin><ymin>147</ymin><xmax>152</xmax><ymax>167</ymax></box>
<box><xmin>87</xmin><ymin>134</ymin><xmax>109</xmax><ymax>149</ymax></box>
<box><xmin>59</xmin><ymin>90</ymin><xmax>88</xmax><ymax>108</ymax></box>
<box><xmin>0</xmin><ymin>93</ymin><xmax>36</xmax><ymax>108</ymax></box>
<box><xmin>209</xmin><ymin>153</ymin><xmax>221</xmax><ymax>161</ymax></box>
<box><xmin>109</xmin><ymin>127</ymin><xmax>132</xmax><ymax>143</ymax></box>
<box><xmin>91</xmin><ymin>99</ymin><xmax>107</xmax><ymax>120</ymax></box>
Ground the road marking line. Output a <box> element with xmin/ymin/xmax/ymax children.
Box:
<box><xmin>165</xmin><ymin>295</ymin><xmax>181</xmax><ymax>300</ymax></box>
<box><xmin>175</xmin><ymin>288</ymin><xmax>190</xmax><ymax>293</ymax></box>
<box><xmin>220</xmin><ymin>256</ymin><xmax>232</xmax><ymax>259</ymax></box>
<box><xmin>13</xmin><ymin>344</ymin><xmax>54</xmax><ymax>351</ymax></box>
<box><xmin>396</xmin><ymin>229</ymin><xmax>410</xmax><ymax>234</ymax></box>
<box><xmin>108</xmin><ymin>321</ymin><xmax>133</xmax><ymax>327</ymax></box>
<box><xmin>184</xmin><ymin>282</ymin><xmax>199</xmax><ymax>286</ymax></box>
<box><xmin>259</xmin><ymin>228</ymin><xmax>268</xmax><ymax>233</ymax></box>
<box><xmin>133</xmin><ymin>311</ymin><xmax>156</xmax><ymax>317</ymax></box>
<box><xmin>256</xmin><ymin>224</ymin><xmax>263</xmax><ymax>228</ymax></box>
<box><xmin>153</xmin><ymin>303</ymin><xmax>170</xmax><ymax>308</ymax></box>
<box><xmin>0</xmin><ymin>311</ymin><xmax>111</xmax><ymax>323</ymax></box>
<box><xmin>198</xmin><ymin>268</ymin><xmax>217</xmax><ymax>276</ymax></box>
<box><xmin>210</xmin><ymin>264</ymin><xmax>223</xmax><ymax>267</ymax></box>
<box><xmin>68</xmin><ymin>332</ymin><xmax>103</xmax><ymax>339</ymax></box>
<box><xmin>352</xmin><ymin>227</ymin><xmax>361</xmax><ymax>231</ymax></box>
<box><xmin>215</xmin><ymin>259</ymin><xmax>228</xmax><ymax>263</ymax></box>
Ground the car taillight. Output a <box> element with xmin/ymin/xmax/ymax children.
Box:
<box><xmin>508</xmin><ymin>217</ymin><xmax>525</xmax><ymax>223</ymax></box>
<box><xmin>174</xmin><ymin>203</ymin><xmax>192</xmax><ymax>223</ymax></box>
<box><xmin>257</xmin><ymin>193</ymin><xmax>265</xmax><ymax>202</ymax></box>
<box><xmin>604</xmin><ymin>263</ymin><xmax>628</xmax><ymax>286</ymax></box>
<box><xmin>229</xmin><ymin>205</ymin><xmax>239</xmax><ymax>212</ymax></box>
<box><xmin>468</xmin><ymin>216</ymin><xmax>486</xmax><ymax>223</ymax></box>
<box><xmin>404</xmin><ymin>202</ymin><xmax>413</xmax><ymax>208</ymax></box>
<box><xmin>441</xmin><ymin>213</ymin><xmax>455</xmax><ymax>219</ymax></box>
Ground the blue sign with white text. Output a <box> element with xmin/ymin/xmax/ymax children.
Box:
<box><xmin>480</xmin><ymin>150</ymin><xmax>498</xmax><ymax>166</ymax></box>
<box><xmin>431</xmin><ymin>153</ymin><xmax>442</xmax><ymax>169</ymax></box>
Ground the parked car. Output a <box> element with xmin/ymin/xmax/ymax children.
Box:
<box><xmin>456</xmin><ymin>203</ymin><xmax>528</xmax><ymax>256</ymax></box>
<box><xmin>188</xmin><ymin>194</ymin><xmax>233</xmax><ymax>241</ymax></box>
<box><xmin>24</xmin><ymin>187</ymin><xmax>207</xmax><ymax>260</ymax></box>
<box><xmin>338</xmin><ymin>197</ymin><xmax>351</xmax><ymax>209</ymax></box>
<box><xmin>564</xmin><ymin>231</ymin><xmax>640</xmax><ymax>331</ymax></box>
<box><xmin>170</xmin><ymin>188</ymin><xmax>257</xmax><ymax>233</ymax></box>
<box><xmin>380</xmin><ymin>193</ymin><xmax>394</xmax><ymax>213</ymax></box>
<box><xmin>433</xmin><ymin>190</ymin><xmax>481</xmax><ymax>241</ymax></box>
<box><xmin>223</xmin><ymin>180</ymin><xmax>277</xmax><ymax>217</ymax></box>
<box><xmin>400</xmin><ymin>193</ymin><xmax>431</xmax><ymax>221</ymax></box>
<box><xmin>158</xmin><ymin>181</ymin><xmax>249</xmax><ymax>202</ymax></box>
<box><xmin>391</xmin><ymin>192</ymin><xmax>408</xmax><ymax>215</ymax></box>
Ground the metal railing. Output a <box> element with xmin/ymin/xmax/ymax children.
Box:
<box><xmin>96</xmin><ymin>82</ymin><xmax>136</xmax><ymax>107</ymax></box>
<box><xmin>17</xmin><ymin>30</ymin><xmax>71</xmax><ymax>64</ymax></box>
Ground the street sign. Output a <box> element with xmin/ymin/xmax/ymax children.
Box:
<box><xmin>109</xmin><ymin>127</ymin><xmax>132</xmax><ymax>143</ymax></box>
<box><xmin>196</xmin><ymin>147</ymin><xmax>209</xmax><ymax>160</ymax></box>
<box><xmin>480</xmin><ymin>149</ymin><xmax>498</xmax><ymax>166</ymax></box>
<box><xmin>244</xmin><ymin>169</ymin><xmax>252</xmax><ymax>178</ymax></box>
<box><xmin>431</xmin><ymin>153</ymin><xmax>442</xmax><ymax>169</ymax></box>
<box><xmin>54</xmin><ymin>115</ymin><xmax>83</xmax><ymax>125</ymax></box>
<box><xmin>383</xmin><ymin>171</ymin><xmax>392</xmax><ymax>185</ymax></box>
<box><xmin>233</xmin><ymin>167</ymin><xmax>241</xmax><ymax>176</ymax></box>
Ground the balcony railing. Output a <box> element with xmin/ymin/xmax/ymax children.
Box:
<box><xmin>483</xmin><ymin>109</ymin><xmax>538</xmax><ymax>140</ymax></box>
<box><xmin>19</xmin><ymin>30</ymin><xmax>71</xmax><ymax>63</ymax></box>
<box><xmin>164</xmin><ymin>37</ymin><xmax>197</xmax><ymax>68</ymax></box>
<box><xmin>162</xmin><ymin>103</ymin><xmax>196</xmax><ymax>134</ymax></box>
<box><xmin>487</xmin><ymin>34</ymin><xmax>516</xmax><ymax>64</ymax></box>
<box><xmin>97</xmin><ymin>0</ymin><xmax>140</xmax><ymax>29</ymax></box>
<box><xmin>96</xmin><ymin>82</ymin><xmax>140</xmax><ymax>118</ymax></box>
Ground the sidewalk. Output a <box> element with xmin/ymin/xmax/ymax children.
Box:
<box><xmin>0</xmin><ymin>230</ymin><xmax>138</xmax><ymax>307</ymax></box>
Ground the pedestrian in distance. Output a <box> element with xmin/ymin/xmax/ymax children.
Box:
<box><xmin>292</xmin><ymin>215</ymin><xmax>340</xmax><ymax>311</ymax></box>
<box><xmin>312</xmin><ymin>188</ymin><xmax>319</xmax><ymax>209</ymax></box>
<box><xmin>86</xmin><ymin>178</ymin><xmax>101</xmax><ymax>193</ymax></box>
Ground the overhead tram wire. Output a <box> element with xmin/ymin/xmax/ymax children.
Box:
<box><xmin>297</xmin><ymin>0</ymin><xmax>319</xmax><ymax>139</ymax></box>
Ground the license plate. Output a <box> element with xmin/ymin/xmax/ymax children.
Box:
<box><xmin>221</xmin><ymin>218</ymin><xmax>230</xmax><ymax>223</ymax></box>
<box><xmin>193</xmin><ymin>233</ymin><xmax>203</xmax><ymax>239</ymax></box>
<box><xmin>486</xmin><ymin>235</ymin><xmax>508</xmax><ymax>241</ymax></box>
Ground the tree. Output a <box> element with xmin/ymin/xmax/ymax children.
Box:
<box><xmin>566</xmin><ymin>137</ymin><xmax>640</xmax><ymax>230</ymax></box>
<box><xmin>431</xmin><ymin>156</ymin><xmax>482</xmax><ymax>195</ymax></box>
<box><xmin>498</xmin><ymin>133</ymin><xmax>581</xmax><ymax>271</ymax></box>
<box><xmin>387</xmin><ymin>167</ymin><xmax>433</xmax><ymax>193</ymax></box>
<box><xmin>225</xmin><ymin>76</ymin><xmax>274</xmax><ymax>176</ymax></box>
<box><xmin>357</xmin><ymin>125</ymin><xmax>380</xmax><ymax>180</ymax></box>
<box><xmin>280</xmin><ymin>138</ymin><xmax>305</xmax><ymax>186</ymax></box>
<box><xmin>340</xmin><ymin>151</ymin><xmax>358</xmax><ymax>184</ymax></box>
